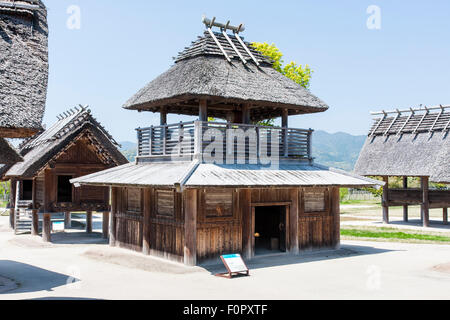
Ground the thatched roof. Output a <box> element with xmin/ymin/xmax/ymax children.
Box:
<box><xmin>0</xmin><ymin>0</ymin><xmax>48</xmax><ymax>138</ymax></box>
<box><xmin>123</xmin><ymin>31</ymin><xmax>328</xmax><ymax>121</ymax></box>
<box><xmin>0</xmin><ymin>138</ymin><xmax>22</xmax><ymax>164</ymax></box>
<box><xmin>2</xmin><ymin>107</ymin><xmax>128</xmax><ymax>179</ymax></box>
<box><xmin>354</xmin><ymin>107</ymin><xmax>450</xmax><ymax>183</ymax></box>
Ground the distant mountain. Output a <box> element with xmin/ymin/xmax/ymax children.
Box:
<box><xmin>312</xmin><ymin>130</ymin><xmax>366</xmax><ymax>171</ymax></box>
<box><xmin>119</xmin><ymin>131</ymin><xmax>366</xmax><ymax>171</ymax></box>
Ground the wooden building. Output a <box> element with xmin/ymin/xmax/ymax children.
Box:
<box><xmin>355</xmin><ymin>105</ymin><xmax>450</xmax><ymax>227</ymax></box>
<box><xmin>1</xmin><ymin>106</ymin><xmax>128</xmax><ymax>240</ymax></box>
<box><xmin>0</xmin><ymin>0</ymin><xmax>48</xmax><ymax>162</ymax></box>
<box><xmin>72</xmin><ymin>18</ymin><xmax>379</xmax><ymax>266</ymax></box>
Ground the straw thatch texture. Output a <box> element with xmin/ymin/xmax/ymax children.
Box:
<box><xmin>123</xmin><ymin>31</ymin><xmax>328</xmax><ymax>120</ymax></box>
<box><xmin>2</xmin><ymin>108</ymin><xmax>128</xmax><ymax>179</ymax></box>
<box><xmin>0</xmin><ymin>137</ymin><xmax>22</xmax><ymax>164</ymax></box>
<box><xmin>0</xmin><ymin>0</ymin><xmax>48</xmax><ymax>138</ymax></box>
<box><xmin>354</xmin><ymin>131</ymin><xmax>450</xmax><ymax>183</ymax></box>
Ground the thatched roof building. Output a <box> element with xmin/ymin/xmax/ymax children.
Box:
<box><xmin>124</xmin><ymin>31</ymin><xmax>328</xmax><ymax>122</ymax></box>
<box><xmin>0</xmin><ymin>138</ymin><xmax>22</xmax><ymax>164</ymax></box>
<box><xmin>1</xmin><ymin>106</ymin><xmax>128</xmax><ymax>180</ymax></box>
<box><xmin>0</xmin><ymin>0</ymin><xmax>49</xmax><ymax>138</ymax></box>
<box><xmin>355</xmin><ymin>106</ymin><xmax>450</xmax><ymax>183</ymax></box>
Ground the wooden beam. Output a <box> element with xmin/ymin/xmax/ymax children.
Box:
<box><xmin>42</xmin><ymin>213</ymin><xmax>52</xmax><ymax>242</ymax></box>
<box><xmin>142</xmin><ymin>188</ymin><xmax>151</xmax><ymax>255</ymax></box>
<box><xmin>382</xmin><ymin>176</ymin><xmax>389</xmax><ymax>224</ymax></box>
<box><xmin>184</xmin><ymin>189</ymin><xmax>197</xmax><ymax>266</ymax></box>
<box><xmin>421</xmin><ymin>177</ymin><xmax>430</xmax><ymax>227</ymax></box>
<box><xmin>199</xmin><ymin>99</ymin><xmax>208</xmax><ymax>122</ymax></box>
<box><xmin>86</xmin><ymin>211</ymin><xmax>93</xmax><ymax>233</ymax></box>
<box><xmin>403</xmin><ymin>177</ymin><xmax>408</xmax><ymax>222</ymax></box>
<box><xmin>289</xmin><ymin>188</ymin><xmax>299</xmax><ymax>254</ymax></box>
<box><xmin>102</xmin><ymin>212</ymin><xmax>110</xmax><ymax>239</ymax></box>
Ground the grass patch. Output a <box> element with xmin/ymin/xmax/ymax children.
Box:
<box><xmin>342</xmin><ymin>227</ymin><xmax>450</xmax><ymax>243</ymax></box>
<box><xmin>340</xmin><ymin>199</ymin><xmax>380</xmax><ymax>205</ymax></box>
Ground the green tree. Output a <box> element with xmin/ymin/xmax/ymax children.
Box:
<box><xmin>251</xmin><ymin>42</ymin><xmax>313</xmax><ymax>89</ymax></box>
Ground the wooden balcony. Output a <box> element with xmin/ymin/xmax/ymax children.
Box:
<box><xmin>136</xmin><ymin>121</ymin><xmax>313</xmax><ymax>163</ymax></box>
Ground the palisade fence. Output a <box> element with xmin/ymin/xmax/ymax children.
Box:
<box><xmin>342</xmin><ymin>189</ymin><xmax>379</xmax><ymax>201</ymax></box>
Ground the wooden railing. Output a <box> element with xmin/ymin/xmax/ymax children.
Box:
<box><xmin>136</xmin><ymin>121</ymin><xmax>313</xmax><ymax>162</ymax></box>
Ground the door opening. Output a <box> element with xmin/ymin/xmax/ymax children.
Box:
<box><xmin>254</xmin><ymin>206</ymin><xmax>287</xmax><ymax>255</ymax></box>
<box><xmin>57</xmin><ymin>175</ymin><xmax>73</xmax><ymax>203</ymax></box>
<box><xmin>22</xmin><ymin>180</ymin><xmax>33</xmax><ymax>200</ymax></box>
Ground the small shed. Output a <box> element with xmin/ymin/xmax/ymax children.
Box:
<box><xmin>1</xmin><ymin>106</ymin><xmax>128</xmax><ymax>239</ymax></box>
<box><xmin>355</xmin><ymin>105</ymin><xmax>450</xmax><ymax>226</ymax></box>
<box><xmin>72</xmin><ymin>18</ymin><xmax>379</xmax><ymax>266</ymax></box>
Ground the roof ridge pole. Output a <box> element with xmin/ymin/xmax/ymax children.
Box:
<box><xmin>234</xmin><ymin>32</ymin><xmax>260</xmax><ymax>66</ymax></box>
<box><xmin>205</xmin><ymin>17</ymin><xmax>231</xmax><ymax>63</ymax></box>
<box><xmin>413</xmin><ymin>106</ymin><xmax>429</xmax><ymax>135</ymax></box>
<box><xmin>429</xmin><ymin>105</ymin><xmax>444</xmax><ymax>135</ymax></box>
<box><xmin>369</xmin><ymin>110</ymin><xmax>387</xmax><ymax>137</ymax></box>
<box><xmin>384</xmin><ymin>109</ymin><xmax>401</xmax><ymax>136</ymax></box>
<box><xmin>397</xmin><ymin>108</ymin><xmax>415</xmax><ymax>136</ymax></box>
<box><xmin>222</xmin><ymin>28</ymin><xmax>247</xmax><ymax>64</ymax></box>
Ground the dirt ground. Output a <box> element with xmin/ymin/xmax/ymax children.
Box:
<box><xmin>1</xmin><ymin>215</ymin><xmax>450</xmax><ymax>300</ymax></box>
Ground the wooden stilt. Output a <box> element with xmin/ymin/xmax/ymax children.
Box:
<box><xmin>403</xmin><ymin>177</ymin><xmax>408</xmax><ymax>222</ymax></box>
<box><xmin>240</xmin><ymin>189</ymin><xmax>252</xmax><ymax>260</ymax></box>
<box><xmin>102</xmin><ymin>212</ymin><xmax>110</xmax><ymax>239</ymax></box>
<box><xmin>86</xmin><ymin>211</ymin><xmax>93</xmax><ymax>233</ymax></box>
<box><xmin>421</xmin><ymin>177</ymin><xmax>430</xmax><ymax>227</ymax></box>
<box><xmin>443</xmin><ymin>208</ymin><xmax>448</xmax><ymax>226</ymax></box>
<box><xmin>9</xmin><ymin>208</ymin><xmax>15</xmax><ymax>230</ymax></box>
<box><xmin>331</xmin><ymin>187</ymin><xmax>341</xmax><ymax>250</ymax></box>
<box><xmin>109</xmin><ymin>187</ymin><xmax>116</xmax><ymax>246</ymax></box>
<box><xmin>31</xmin><ymin>209</ymin><xmax>39</xmax><ymax>236</ymax></box>
<box><xmin>42</xmin><ymin>213</ymin><xmax>51</xmax><ymax>242</ymax></box>
<box><xmin>382</xmin><ymin>176</ymin><xmax>389</xmax><ymax>224</ymax></box>
<box><xmin>184</xmin><ymin>189</ymin><xmax>197</xmax><ymax>266</ymax></box>
<box><xmin>142</xmin><ymin>188</ymin><xmax>151</xmax><ymax>255</ymax></box>
<box><xmin>64</xmin><ymin>212</ymin><xmax>71</xmax><ymax>229</ymax></box>
<box><xmin>289</xmin><ymin>188</ymin><xmax>299</xmax><ymax>254</ymax></box>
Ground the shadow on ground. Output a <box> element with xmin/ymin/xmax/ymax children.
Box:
<box><xmin>0</xmin><ymin>260</ymin><xmax>79</xmax><ymax>294</ymax></box>
<box><xmin>386</xmin><ymin>219</ymin><xmax>450</xmax><ymax>230</ymax></box>
<box><xmin>201</xmin><ymin>243</ymin><xmax>396</xmax><ymax>275</ymax></box>
<box><xmin>50</xmin><ymin>232</ymin><xmax>108</xmax><ymax>245</ymax></box>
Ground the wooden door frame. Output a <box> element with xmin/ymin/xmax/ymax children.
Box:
<box><xmin>251</xmin><ymin>202</ymin><xmax>291</xmax><ymax>258</ymax></box>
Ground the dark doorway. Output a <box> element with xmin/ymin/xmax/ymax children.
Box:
<box><xmin>57</xmin><ymin>176</ymin><xmax>73</xmax><ymax>203</ymax></box>
<box><xmin>22</xmin><ymin>180</ymin><xmax>33</xmax><ymax>200</ymax></box>
<box><xmin>254</xmin><ymin>206</ymin><xmax>287</xmax><ymax>255</ymax></box>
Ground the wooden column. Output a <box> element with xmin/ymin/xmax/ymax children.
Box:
<box><xmin>331</xmin><ymin>187</ymin><xmax>341</xmax><ymax>249</ymax></box>
<box><xmin>31</xmin><ymin>209</ymin><xmax>39</xmax><ymax>236</ymax></box>
<box><xmin>443</xmin><ymin>208</ymin><xmax>448</xmax><ymax>226</ymax></box>
<box><xmin>289</xmin><ymin>188</ymin><xmax>299</xmax><ymax>254</ymax></box>
<box><xmin>9</xmin><ymin>179</ymin><xmax>16</xmax><ymax>229</ymax></box>
<box><xmin>242</xmin><ymin>104</ymin><xmax>250</xmax><ymax>124</ymax></box>
<box><xmin>42</xmin><ymin>213</ymin><xmax>51</xmax><ymax>242</ymax></box>
<box><xmin>421</xmin><ymin>177</ymin><xmax>430</xmax><ymax>227</ymax></box>
<box><xmin>102</xmin><ymin>212</ymin><xmax>110</xmax><ymax>239</ymax></box>
<box><xmin>86</xmin><ymin>211</ymin><xmax>93</xmax><ymax>233</ymax></box>
<box><xmin>64</xmin><ymin>212</ymin><xmax>71</xmax><ymax>229</ymax></box>
<box><xmin>184</xmin><ymin>189</ymin><xmax>197</xmax><ymax>266</ymax></box>
<box><xmin>199</xmin><ymin>99</ymin><xmax>208</xmax><ymax>122</ymax></box>
<box><xmin>382</xmin><ymin>176</ymin><xmax>389</xmax><ymax>224</ymax></box>
<box><xmin>403</xmin><ymin>177</ymin><xmax>408</xmax><ymax>222</ymax></box>
<box><xmin>160</xmin><ymin>108</ymin><xmax>167</xmax><ymax>126</ymax></box>
<box><xmin>240</xmin><ymin>189</ymin><xmax>252</xmax><ymax>259</ymax></box>
<box><xmin>109</xmin><ymin>187</ymin><xmax>116</xmax><ymax>246</ymax></box>
<box><xmin>281</xmin><ymin>109</ymin><xmax>289</xmax><ymax>128</ymax></box>
<box><xmin>142</xmin><ymin>188</ymin><xmax>151</xmax><ymax>255</ymax></box>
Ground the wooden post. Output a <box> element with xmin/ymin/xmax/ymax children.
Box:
<box><xmin>282</xmin><ymin>109</ymin><xmax>289</xmax><ymax>128</ymax></box>
<box><xmin>102</xmin><ymin>212</ymin><xmax>110</xmax><ymax>239</ymax></box>
<box><xmin>444</xmin><ymin>208</ymin><xmax>448</xmax><ymax>226</ymax></box>
<box><xmin>331</xmin><ymin>187</ymin><xmax>341</xmax><ymax>249</ymax></box>
<box><xmin>382</xmin><ymin>176</ymin><xmax>389</xmax><ymax>224</ymax></box>
<box><xmin>86</xmin><ymin>211</ymin><xmax>93</xmax><ymax>233</ymax></box>
<box><xmin>242</xmin><ymin>104</ymin><xmax>250</xmax><ymax>125</ymax></box>
<box><xmin>9</xmin><ymin>179</ymin><xmax>16</xmax><ymax>229</ymax></box>
<box><xmin>42</xmin><ymin>213</ymin><xmax>51</xmax><ymax>242</ymax></box>
<box><xmin>199</xmin><ymin>99</ymin><xmax>208</xmax><ymax>122</ymax></box>
<box><xmin>241</xmin><ymin>189</ymin><xmax>252</xmax><ymax>259</ymax></box>
<box><xmin>142</xmin><ymin>188</ymin><xmax>151</xmax><ymax>255</ymax></box>
<box><xmin>289</xmin><ymin>188</ymin><xmax>299</xmax><ymax>254</ymax></box>
<box><xmin>421</xmin><ymin>177</ymin><xmax>430</xmax><ymax>227</ymax></box>
<box><xmin>64</xmin><ymin>212</ymin><xmax>71</xmax><ymax>229</ymax></box>
<box><xmin>160</xmin><ymin>108</ymin><xmax>167</xmax><ymax>126</ymax></box>
<box><xmin>403</xmin><ymin>177</ymin><xmax>408</xmax><ymax>222</ymax></box>
<box><xmin>184</xmin><ymin>189</ymin><xmax>197</xmax><ymax>266</ymax></box>
<box><xmin>31</xmin><ymin>209</ymin><xmax>39</xmax><ymax>236</ymax></box>
<box><xmin>109</xmin><ymin>187</ymin><xmax>116</xmax><ymax>246</ymax></box>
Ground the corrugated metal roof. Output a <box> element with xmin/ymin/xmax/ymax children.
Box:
<box><xmin>71</xmin><ymin>161</ymin><xmax>381</xmax><ymax>188</ymax></box>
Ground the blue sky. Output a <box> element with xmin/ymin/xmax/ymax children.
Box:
<box><xmin>43</xmin><ymin>0</ymin><xmax>450</xmax><ymax>142</ymax></box>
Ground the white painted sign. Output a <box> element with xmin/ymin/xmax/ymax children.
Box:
<box><xmin>221</xmin><ymin>254</ymin><xmax>248</xmax><ymax>273</ymax></box>
<box><xmin>52</xmin><ymin>221</ymin><xmax>65</xmax><ymax>232</ymax></box>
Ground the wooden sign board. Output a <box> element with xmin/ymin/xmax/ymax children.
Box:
<box><xmin>216</xmin><ymin>254</ymin><xmax>250</xmax><ymax>279</ymax></box>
